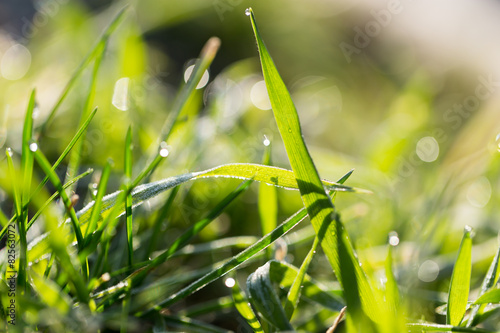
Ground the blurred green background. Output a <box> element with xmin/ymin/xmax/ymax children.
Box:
<box><xmin>1</xmin><ymin>0</ymin><xmax>500</xmax><ymax>329</ymax></box>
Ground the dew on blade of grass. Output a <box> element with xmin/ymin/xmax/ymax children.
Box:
<box><xmin>388</xmin><ymin>231</ymin><xmax>399</xmax><ymax>246</ymax></box>
<box><xmin>224</xmin><ymin>277</ymin><xmax>236</xmax><ymax>288</ymax></box>
<box><xmin>159</xmin><ymin>141</ymin><xmax>169</xmax><ymax>157</ymax></box>
<box><xmin>6</xmin><ymin>147</ymin><xmax>13</xmax><ymax>157</ymax></box>
<box><xmin>184</xmin><ymin>63</ymin><xmax>209</xmax><ymax>89</ymax></box>
<box><xmin>112</xmin><ymin>77</ymin><xmax>130</xmax><ymax>111</ymax></box>
<box><xmin>263</xmin><ymin>135</ymin><xmax>270</xmax><ymax>146</ymax></box>
<box><xmin>29</xmin><ymin>142</ymin><xmax>38</xmax><ymax>152</ymax></box>
<box><xmin>245</xmin><ymin>8</ymin><xmax>251</xmax><ymax>16</ymax></box>
<box><xmin>32</xmin><ymin>104</ymin><xmax>40</xmax><ymax>119</ymax></box>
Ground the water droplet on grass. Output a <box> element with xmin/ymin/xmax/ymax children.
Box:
<box><xmin>245</xmin><ymin>8</ymin><xmax>251</xmax><ymax>16</ymax></box>
<box><xmin>112</xmin><ymin>77</ymin><xmax>130</xmax><ymax>111</ymax></box>
<box><xmin>159</xmin><ymin>141</ymin><xmax>169</xmax><ymax>157</ymax></box>
<box><xmin>388</xmin><ymin>231</ymin><xmax>399</xmax><ymax>246</ymax></box>
<box><xmin>263</xmin><ymin>135</ymin><xmax>270</xmax><ymax>146</ymax></box>
<box><xmin>224</xmin><ymin>277</ymin><xmax>236</xmax><ymax>288</ymax></box>
<box><xmin>184</xmin><ymin>64</ymin><xmax>209</xmax><ymax>89</ymax></box>
<box><xmin>29</xmin><ymin>142</ymin><xmax>38</xmax><ymax>152</ymax></box>
<box><xmin>6</xmin><ymin>147</ymin><xmax>13</xmax><ymax>156</ymax></box>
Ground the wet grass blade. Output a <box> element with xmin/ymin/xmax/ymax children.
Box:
<box><xmin>447</xmin><ymin>226</ymin><xmax>473</xmax><ymax>326</ymax></box>
<box><xmin>84</xmin><ymin>162</ymin><xmax>111</xmax><ymax>242</ymax></box>
<box><xmin>125</xmin><ymin>127</ymin><xmax>133</xmax><ymax>267</ymax></box>
<box><xmin>37</xmin><ymin>7</ymin><xmax>127</xmax><ymax>137</ymax></box>
<box><xmin>258</xmin><ymin>144</ymin><xmax>277</xmax><ymax>259</ymax></box>
<box><xmin>247</xmin><ymin>7</ymin><xmax>378</xmax><ymax>328</ymax></box>
<box><xmin>231</xmin><ymin>275</ymin><xmax>264</xmax><ymax>332</ymax></box>
<box><xmin>247</xmin><ymin>261</ymin><xmax>293</xmax><ymax>330</ymax></box>
<box><xmin>467</xmin><ymin>246</ymin><xmax>500</xmax><ymax>326</ymax></box>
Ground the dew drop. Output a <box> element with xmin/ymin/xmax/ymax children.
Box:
<box><xmin>224</xmin><ymin>277</ymin><xmax>236</xmax><ymax>288</ymax></box>
<box><xmin>263</xmin><ymin>135</ymin><xmax>270</xmax><ymax>146</ymax></box>
<box><xmin>388</xmin><ymin>231</ymin><xmax>399</xmax><ymax>246</ymax></box>
<box><xmin>29</xmin><ymin>142</ymin><xmax>38</xmax><ymax>152</ymax></box>
<box><xmin>101</xmin><ymin>273</ymin><xmax>111</xmax><ymax>282</ymax></box>
<box><xmin>160</xmin><ymin>148</ymin><xmax>169</xmax><ymax>157</ymax></box>
<box><xmin>245</xmin><ymin>8</ymin><xmax>251</xmax><ymax>16</ymax></box>
<box><xmin>184</xmin><ymin>64</ymin><xmax>209</xmax><ymax>89</ymax></box>
<box><xmin>112</xmin><ymin>77</ymin><xmax>130</xmax><ymax>111</ymax></box>
<box><xmin>495</xmin><ymin>133</ymin><xmax>500</xmax><ymax>152</ymax></box>
<box><xmin>464</xmin><ymin>225</ymin><xmax>473</xmax><ymax>233</ymax></box>
<box><xmin>32</xmin><ymin>104</ymin><xmax>40</xmax><ymax>119</ymax></box>
<box><xmin>6</xmin><ymin>147</ymin><xmax>13</xmax><ymax>157</ymax></box>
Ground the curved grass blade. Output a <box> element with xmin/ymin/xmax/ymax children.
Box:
<box><xmin>247</xmin><ymin>261</ymin><xmax>293</xmax><ymax>330</ymax></box>
<box><xmin>447</xmin><ymin>226</ymin><xmax>473</xmax><ymax>326</ymax></box>
<box><xmin>467</xmin><ymin>246</ymin><xmax>500</xmax><ymax>327</ymax></box>
<box><xmin>231</xmin><ymin>275</ymin><xmax>264</xmax><ymax>333</ymax></box>
<box><xmin>37</xmin><ymin>7</ymin><xmax>127</xmax><ymax>137</ymax></box>
<box><xmin>84</xmin><ymin>162</ymin><xmax>111</xmax><ymax>241</ymax></box>
<box><xmin>247</xmin><ymin>7</ymin><xmax>378</xmax><ymax>328</ymax></box>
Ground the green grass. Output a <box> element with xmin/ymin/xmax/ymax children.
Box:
<box><xmin>0</xmin><ymin>4</ymin><xmax>500</xmax><ymax>333</ymax></box>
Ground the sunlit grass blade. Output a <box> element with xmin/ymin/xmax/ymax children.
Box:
<box><xmin>473</xmin><ymin>288</ymin><xmax>500</xmax><ymax>304</ymax></box>
<box><xmin>124</xmin><ymin>126</ymin><xmax>134</xmax><ymax>267</ymax></box>
<box><xmin>284</xmin><ymin>236</ymin><xmax>319</xmax><ymax>320</ymax></box>
<box><xmin>385</xmin><ymin>244</ymin><xmax>400</xmax><ymax>316</ymax></box>
<box><xmin>407</xmin><ymin>322</ymin><xmax>493</xmax><ymax>332</ymax></box>
<box><xmin>247</xmin><ymin>261</ymin><xmax>293</xmax><ymax>330</ymax></box>
<box><xmin>179</xmin><ymin>296</ymin><xmax>233</xmax><ymax>317</ymax></box>
<box><xmin>31</xmin><ymin>107</ymin><xmax>97</xmax><ymax>201</ymax></box>
<box><xmin>247</xmin><ymin>7</ymin><xmax>378</xmax><ymax>329</ymax></box>
<box><xmin>32</xmin><ymin>146</ymin><xmax>84</xmax><ymax>250</ymax></box>
<box><xmin>467</xmin><ymin>246</ymin><xmax>500</xmax><ymax>327</ymax></box>
<box><xmin>37</xmin><ymin>7</ymin><xmax>127</xmax><ymax>137</ymax></box>
<box><xmin>258</xmin><ymin>144</ymin><xmax>277</xmax><ymax>259</ymax></box>
<box><xmin>231</xmin><ymin>275</ymin><xmax>264</xmax><ymax>332</ymax></box>
<box><xmin>447</xmin><ymin>226</ymin><xmax>473</xmax><ymax>326</ymax></box>
<box><xmin>136</xmin><ymin>206</ymin><xmax>308</xmax><ymax>315</ymax></box>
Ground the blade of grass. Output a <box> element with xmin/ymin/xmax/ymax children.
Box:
<box><xmin>84</xmin><ymin>162</ymin><xmax>111</xmax><ymax>241</ymax></box>
<box><xmin>284</xmin><ymin>236</ymin><xmax>319</xmax><ymax>320</ymax></box>
<box><xmin>161</xmin><ymin>315</ymin><xmax>231</xmax><ymax>333</ymax></box>
<box><xmin>31</xmin><ymin>107</ymin><xmax>97</xmax><ymax>202</ymax></box>
<box><xmin>37</xmin><ymin>7</ymin><xmax>127</xmax><ymax>138</ymax></box>
<box><xmin>32</xmin><ymin>146</ymin><xmax>84</xmax><ymax>251</ymax></box>
<box><xmin>247</xmin><ymin>7</ymin><xmax>378</xmax><ymax>329</ymax></box>
<box><xmin>64</xmin><ymin>45</ymin><xmax>106</xmax><ymax>194</ymax></box>
<box><xmin>467</xmin><ymin>246</ymin><xmax>500</xmax><ymax>327</ymax></box>
<box><xmin>124</xmin><ymin>127</ymin><xmax>134</xmax><ymax>267</ymax></box>
<box><xmin>144</xmin><ymin>37</ymin><xmax>221</xmax><ymax>181</ymax></box>
<box><xmin>144</xmin><ymin>186</ymin><xmax>179</xmax><ymax>260</ymax></box>
<box><xmin>247</xmin><ymin>261</ymin><xmax>293</xmax><ymax>330</ymax></box>
<box><xmin>447</xmin><ymin>226</ymin><xmax>473</xmax><ymax>326</ymax></box>
<box><xmin>231</xmin><ymin>275</ymin><xmax>264</xmax><ymax>333</ymax></box>
<box><xmin>258</xmin><ymin>143</ymin><xmax>277</xmax><ymax>260</ymax></box>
